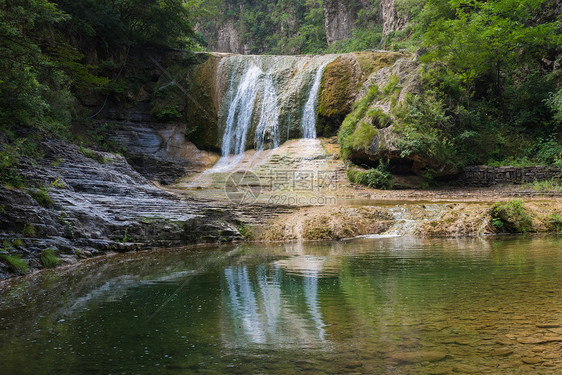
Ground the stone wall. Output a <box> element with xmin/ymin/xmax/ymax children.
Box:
<box><xmin>460</xmin><ymin>166</ymin><xmax>562</xmax><ymax>187</ymax></box>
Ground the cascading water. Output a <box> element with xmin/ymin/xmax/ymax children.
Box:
<box><xmin>185</xmin><ymin>54</ymin><xmax>337</xmax><ymax>188</ymax></box>
<box><xmin>217</xmin><ymin>55</ymin><xmax>337</xmax><ymax>158</ymax></box>
<box><xmin>300</xmin><ymin>60</ymin><xmax>332</xmax><ymax>139</ymax></box>
<box><xmin>254</xmin><ymin>74</ymin><xmax>280</xmax><ymax>151</ymax></box>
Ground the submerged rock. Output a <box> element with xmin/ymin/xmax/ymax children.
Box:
<box><xmin>390</xmin><ymin>350</ymin><xmax>447</xmax><ymax>363</ymax></box>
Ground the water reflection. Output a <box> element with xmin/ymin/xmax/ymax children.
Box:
<box><xmin>0</xmin><ymin>237</ymin><xmax>561</xmax><ymax>374</ymax></box>
<box><xmin>222</xmin><ymin>262</ymin><xmax>327</xmax><ymax>348</ymax></box>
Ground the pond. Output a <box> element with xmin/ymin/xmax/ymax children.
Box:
<box><xmin>0</xmin><ymin>236</ymin><xmax>561</xmax><ymax>374</ymax></box>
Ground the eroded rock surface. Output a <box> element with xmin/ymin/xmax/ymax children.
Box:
<box><xmin>0</xmin><ymin>138</ymin><xmax>241</xmax><ymax>279</ymax></box>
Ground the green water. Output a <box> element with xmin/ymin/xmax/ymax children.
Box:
<box><xmin>0</xmin><ymin>237</ymin><xmax>561</xmax><ymax>374</ymax></box>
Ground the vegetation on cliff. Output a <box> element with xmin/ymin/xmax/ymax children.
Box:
<box><xmin>196</xmin><ymin>0</ymin><xmax>382</xmax><ymax>54</ymax></box>
<box><xmin>334</xmin><ymin>0</ymin><xmax>561</xmax><ymax>179</ymax></box>
<box><xmin>0</xmin><ymin>0</ymin><xmax>208</xmax><ymax>185</ymax></box>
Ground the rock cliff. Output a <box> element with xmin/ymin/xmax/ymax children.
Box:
<box><xmin>204</xmin><ymin>0</ymin><xmax>408</xmax><ymax>53</ymax></box>
<box><xmin>379</xmin><ymin>0</ymin><xmax>409</xmax><ymax>36</ymax></box>
<box><xmin>0</xmin><ymin>137</ymin><xmax>241</xmax><ymax>280</ymax></box>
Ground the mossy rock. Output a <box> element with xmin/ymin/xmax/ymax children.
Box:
<box><xmin>317</xmin><ymin>52</ymin><xmax>407</xmax><ymax>137</ymax></box>
<box><xmin>317</xmin><ymin>56</ymin><xmax>361</xmax><ymax>135</ymax></box>
<box><xmin>351</xmin><ymin>51</ymin><xmax>407</xmax><ymax>77</ymax></box>
<box><xmin>491</xmin><ymin>199</ymin><xmax>534</xmax><ymax>233</ymax></box>
<box><xmin>184</xmin><ymin>54</ymin><xmax>222</xmax><ymax>151</ymax></box>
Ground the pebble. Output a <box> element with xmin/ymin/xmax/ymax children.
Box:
<box><xmin>521</xmin><ymin>357</ymin><xmax>543</xmax><ymax>365</ymax></box>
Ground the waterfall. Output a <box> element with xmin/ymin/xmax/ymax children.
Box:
<box><xmin>221</xmin><ymin>64</ymin><xmax>279</xmax><ymax>157</ymax></box>
<box><xmin>254</xmin><ymin>75</ymin><xmax>280</xmax><ymax>151</ymax></box>
<box><xmin>301</xmin><ymin>60</ymin><xmax>331</xmax><ymax>139</ymax></box>
<box><xmin>215</xmin><ymin>54</ymin><xmax>338</xmax><ymax>167</ymax></box>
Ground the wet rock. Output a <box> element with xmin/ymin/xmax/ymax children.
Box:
<box><xmin>518</xmin><ymin>337</ymin><xmax>562</xmax><ymax>344</ymax></box>
<box><xmin>427</xmin><ymin>367</ymin><xmax>454</xmax><ymax>375</ymax></box>
<box><xmin>492</xmin><ymin>347</ymin><xmax>513</xmax><ymax>356</ymax></box>
<box><xmin>390</xmin><ymin>351</ymin><xmax>447</xmax><ymax>363</ymax></box>
<box><xmin>0</xmin><ymin>138</ymin><xmax>242</xmax><ymax>279</ymax></box>
<box><xmin>452</xmin><ymin>364</ymin><xmax>479</xmax><ymax>373</ymax></box>
<box><xmin>521</xmin><ymin>356</ymin><xmax>543</xmax><ymax>364</ymax></box>
<box><xmin>518</xmin><ymin>337</ymin><xmax>547</xmax><ymax>344</ymax></box>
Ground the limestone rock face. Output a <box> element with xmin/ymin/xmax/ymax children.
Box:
<box><xmin>0</xmin><ymin>138</ymin><xmax>241</xmax><ymax>279</ymax></box>
<box><xmin>215</xmin><ymin>20</ymin><xmax>248</xmax><ymax>54</ymax></box>
<box><xmin>379</xmin><ymin>0</ymin><xmax>408</xmax><ymax>36</ymax></box>
<box><xmin>323</xmin><ymin>0</ymin><xmax>362</xmax><ymax>45</ymax></box>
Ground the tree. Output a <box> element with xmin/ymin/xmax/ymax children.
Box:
<box><xmin>421</xmin><ymin>0</ymin><xmax>561</xmax><ymax>109</ymax></box>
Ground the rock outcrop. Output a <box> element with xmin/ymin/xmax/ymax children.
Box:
<box><xmin>202</xmin><ymin>0</ymin><xmax>409</xmax><ymax>52</ymax></box>
<box><xmin>0</xmin><ymin>137</ymin><xmax>241</xmax><ymax>279</ymax></box>
<box><xmin>317</xmin><ymin>51</ymin><xmax>407</xmax><ymax>135</ymax></box>
<box><xmin>322</xmin><ymin>0</ymin><xmax>408</xmax><ymax>45</ymax></box>
<box><xmin>323</xmin><ymin>0</ymin><xmax>366</xmax><ymax>45</ymax></box>
<box><xmin>337</xmin><ymin>54</ymin><xmax>462</xmax><ymax>181</ymax></box>
<box><xmin>216</xmin><ymin>20</ymin><xmax>248</xmax><ymax>55</ymax></box>
<box><xmin>379</xmin><ymin>0</ymin><xmax>409</xmax><ymax>36</ymax></box>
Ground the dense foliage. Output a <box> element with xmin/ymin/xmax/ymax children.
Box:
<box><xmin>197</xmin><ymin>0</ymin><xmax>382</xmax><ymax>54</ymax></box>
<box><xmin>405</xmin><ymin>0</ymin><xmax>562</xmax><ymax>167</ymax></box>
<box><xmin>0</xmin><ymin>0</ymin><xmax>205</xmax><ymax>185</ymax></box>
<box><xmin>0</xmin><ymin>0</ymin><xmax>202</xmax><ymax>133</ymax></box>
<box><xmin>331</xmin><ymin>0</ymin><xmax>562</xmax><ymax>169</ymax></box>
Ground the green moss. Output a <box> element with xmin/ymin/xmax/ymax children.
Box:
<box><xmin>41</xmin><ymin>248</ymin><xmax>61</xmax><ymax>268</ymax></box>
<box><xmin>350</xmin><ymin>121</ymin><xmax>378</xmax><ymax>152</ymax></box>
<box><xmin>237</xmin><ymin>224</ymin><xmax>254</xmax><ymax>241</ymax></box>
<box><xmin>0</xmin><ymin>252</ymin><xmax>29</xmax><ymax>274</ymax></box>
<box><xmin>338</xmin><ymin>86</ymin><xmax>380</xmax><ymax>159</ymax></box>
<box><xmin>347</xmin><ymin>162</ymin><xmax>393</xmax><ymax>190</ymax></box>
<box><xmin>317</xmin><ymin>57</ymin><xmax>353</xmax><ymax>119</ymax></box>
<box><xmin>366</xmin><ymin>107</ymin><xmax>392</xmax><ymax>129</ymax></box>
<box><xmin>78</xmin><ymin>146</ymin><xmax>104</xmax><ymax>163</ymax></box>
<box><xmin>28</xmin><ymin>187</ymin><xmax>53</xmax><ymax>207</ymax></box>
<box><xmin>491</xmin><ymin>199</ymin><xmax>533</xmax><ymax>233</ymax></box>
<box><xmin>22</xmin><ymin>224</ymin><xmax>36</xmax><ymax>237</ymax></box>
<box><xmin>12</xmin><ymin>239</ymin><xmax>24</xmax><ymax>248</ymax></box>
<box><xmin>353</xmin><ymin>52</ymin><xmax>406</xmax><ymax>77</ymax></box>
<box><xmin>383</xmin><ymin>74</ymin><xmax>401</xmax><ymax>95</ymax></box>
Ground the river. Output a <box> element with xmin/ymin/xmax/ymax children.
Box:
<box><xmin>0</xmin><ymin>236</ymin><xmax>561</xmax><ymax>374</ymax></box>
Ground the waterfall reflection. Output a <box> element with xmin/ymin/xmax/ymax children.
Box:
<box><xmin>222</xmin><ymin>259</ymin><xmax>328</xmax><ymax>348</ymax></box>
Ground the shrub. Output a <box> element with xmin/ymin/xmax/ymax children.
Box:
<box><xmin>364</xmin><ymin>167</ymin><xmax>393</xmax><ymax>189</ymax></box>
<box><xmin>550</xmin><ymin>214</ymin><xmax>562</xmax><ymax>232</ymax></box>
<box><xmin>0</xmin><ymin>144</ymin><xmax>25</xmax><ymax>188</ymax></box>
<box><xmin>347</xmin><ymin>161</ymin><xmax>393</xmax><ymax>190</ymax></box>
<box><xmin>22</xmin><ymin>224</ymin><xmax>36</xmax><ymax>237</ymax></box>
<box><xmin>350</xmin><ymin>121</ymin><xmax>378</xmax><ymax>152</ymax></box>
<box><xmin>78</xmin><ymin>146</ymin><xmax>103</xmax><ymax>163</ymax></box>
<box><xmin>490</xmin><ymin>199</ymin><xmax>533</xmax><ymax>233</ymax></box>
<box><xmin>237</xmin><ymin>224</ymin><xmax>254</xmax><ymax>241</ymax></box>
<box><xmin>535</xmin><ymin>135</ymin><xmax>562</xmax><ymax>165</ymax></box>
<box><xmin>28</xmin><ymin>187</ymin><xmax>53</xmax><ymax>207</ymax></box>
<box><xmin>0</xmin><ymin>252</ymin><xmax>29</xmax><ymax>274</ymax></box>
<box><xmin>41</xmin><ymin>248</ymin><xmax>61</xmax><ymax>268</ymax></box>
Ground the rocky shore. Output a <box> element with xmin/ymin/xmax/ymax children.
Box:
<box><xmin>0</xmin><ymin>137</ymin><xmax>241</xmax><ymax>279</ymax></box>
